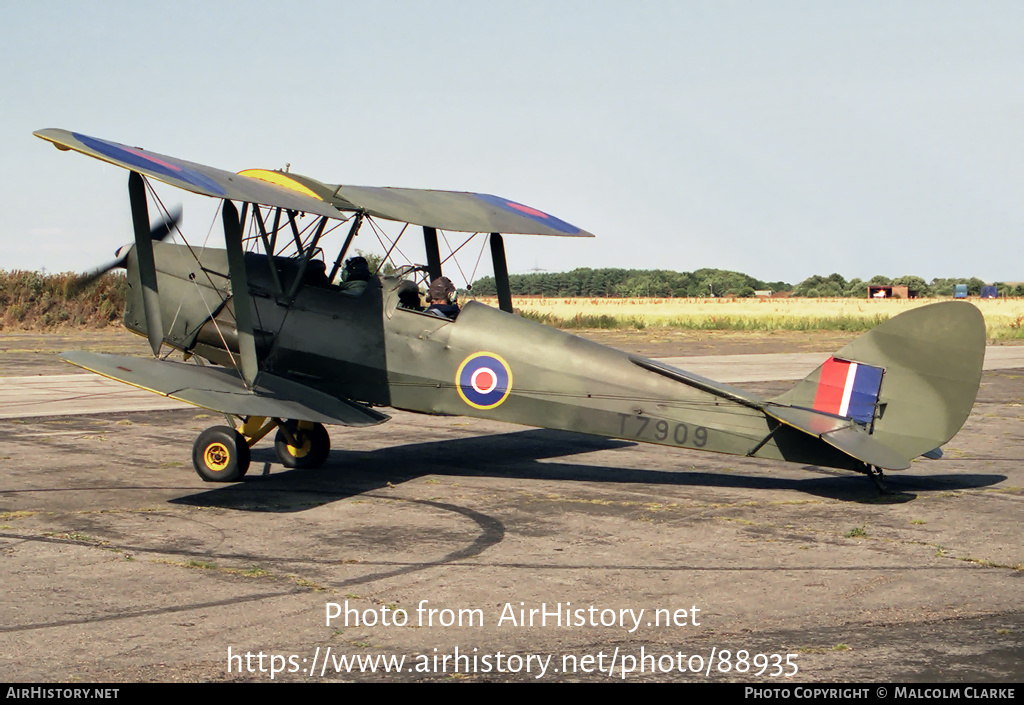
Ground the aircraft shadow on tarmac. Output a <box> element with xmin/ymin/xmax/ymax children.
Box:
<box><xmin>169</xmin><ymin>428</ymin><xmax>1006</xmax><ymax>512</ymax></box>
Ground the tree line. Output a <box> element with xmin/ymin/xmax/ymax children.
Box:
<box><xmin>469</xmin><ymin>269</ymin><xmax>1019</xmax><ymax>298</ymax></box>
<box><xmin>786</xmin><ymin>274</ymin><xmax>1017</xmax><ymax>298</ymax></box>
<box><xmin>470</xmin><ymin>268</ymin><xmax>788</xmax><ymax>298</ymax></box>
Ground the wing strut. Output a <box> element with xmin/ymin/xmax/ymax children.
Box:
<box><xmin>128</xmin><ymin>172</ymin><xmax>164</xmax><ymax>356</ymax></box>
<box><xmin>251</xmin><ymin>207</ymin><xmax>284</xmax><ymax>295</ymax></box>
<box><xmin>328</xmin><ymin>212</ymin><xmax>363</xmax><ymax>283</ymax></box>
<box><xmin>222</xmin><ymin>200</ymin><xmax>259</xmax><ymax>388</ymax></box>
<box><xmin>286</xmin><ymin>216</ymin><xmax>329</xmax><ymax>299</ymax></box>
<box><xmin>489</xmin><ymin>233</ymin><xmax>513</xmax><ymax>313</ymax></box>
<box><xmin>423</xmin><ymin>226</ymin><xmax>442</xmax><ymax>282</ymax></box>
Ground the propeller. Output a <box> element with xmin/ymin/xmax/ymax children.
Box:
<box><xmin>67</xmin><ymin>207</ymin><xmax>181</xmax><ymax>295</ymax></box>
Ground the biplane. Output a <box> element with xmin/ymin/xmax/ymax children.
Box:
<box><xmin>35</xmin><ymin>129</ymin><xmax>986</xmax><ymax>490</ymax></box>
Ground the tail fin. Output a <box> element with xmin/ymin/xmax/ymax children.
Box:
<box><xmin>773</xmin><ymin>301</ymin><xmax>985</xmax><ymax>464</ymax></box>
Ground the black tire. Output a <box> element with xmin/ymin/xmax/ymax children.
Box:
<box><xmin>274</xmin><ymin>422</ymin><xmax>330</xmax><ymax>469</ymax></box>
<box><xmin>192</xmin><ymin>426</ymin><xmax>250</xmax><ymax>482</ymax></box>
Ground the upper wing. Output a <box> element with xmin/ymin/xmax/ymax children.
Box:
<box><xmin>37</xmin><ymin>128</ymin><xmax>593</xmax><ymax>237</ymax></box>
<box><xmin>246</xmin><ymin>169</ymin><xmax>595</xmax><ymax>237</ymax></box>
<box><xmin>34</xmin><ymin>129</ymin><xmax>344</xmax><ymax>220</ymax></box>
<box><xmin>61</xmin><ymin>351</ymin><xmax>389</xmax><ymax>427</ymax></box>
<box><xmin>328</xmin><ymin>186</ymin><xmax>594</xmax><ymax>237</ymax></box>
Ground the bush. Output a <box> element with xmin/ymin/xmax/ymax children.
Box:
<box><xmin>0</xmin><ymin>270</ymin><xmax>127</xmax><ymax>331</ymax></box>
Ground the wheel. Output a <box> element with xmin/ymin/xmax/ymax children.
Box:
<box><xmin>274</xmin><ymin>422</ymin><xmax>330</xmax><ymax>469</ymax></box>
<box><xmin>192</xmin><ymin>426</ymin><xmax>250</xmax><ymax>482</ymax></box>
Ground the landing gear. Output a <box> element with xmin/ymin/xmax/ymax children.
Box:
<box><xmin>190</xmin><ymin>418</ymin><xmax>330</xmax><ymax>481</ymax></box>
<box><xmin>192</xmin><ymin>426</ymin><xmax>251</xmax><ymax>482</ymax></box>
<box><xmin>866</xmin><ymin>464</ymin><xmax>888</xmax><ymax>494</ymax></box>
<box><xmin>274</xmin><ymin>421</ymin><xmax>331</xmax><ymax>469</ymax></box>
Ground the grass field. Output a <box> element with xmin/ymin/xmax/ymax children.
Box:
<box><xmin>469</xmin><ymin>296</ymin><xmax>1024</xmax><ymax>339</ymax></box>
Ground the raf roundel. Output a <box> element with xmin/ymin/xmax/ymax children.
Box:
<box><xmin>456</xmin><ymin>352</ymin><xmax>513</xmax><ymax>410</ymax></box>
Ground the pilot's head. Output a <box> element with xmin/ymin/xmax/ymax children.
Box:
<box><xmin>305</xmin><ymin>258</ymin><xmax>328</xmax><ymax>284</ymax></box>
<box><xmin>428</xmin><ymin>277</ymin><xmax>456</xmax><ymax>304</ymax></box>
<box><xmin>345</xmin><ymin>256</ymin><xmax>371</xmax><ymax>282</ymax></box>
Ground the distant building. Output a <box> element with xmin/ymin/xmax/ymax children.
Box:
<box><xmin>867</xmin><ymin>285</ymin><xmax>913</xmax><ymax>299</ymax></box>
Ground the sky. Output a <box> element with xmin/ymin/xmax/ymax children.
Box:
<box><xmin>3</xmin><ymin>1</ymin><xmax>1023</xmax><ymax>286</ymax></box>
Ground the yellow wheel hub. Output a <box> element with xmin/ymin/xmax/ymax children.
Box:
<box><xmin>286</xmin><ymin>435</ymin><xmax>312</xmax><ymax>458</ymax></box>
<box><xmin>204</xmin><ymin>442</ymin><xmax>231</xmax><ymax>471</ymax></box>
